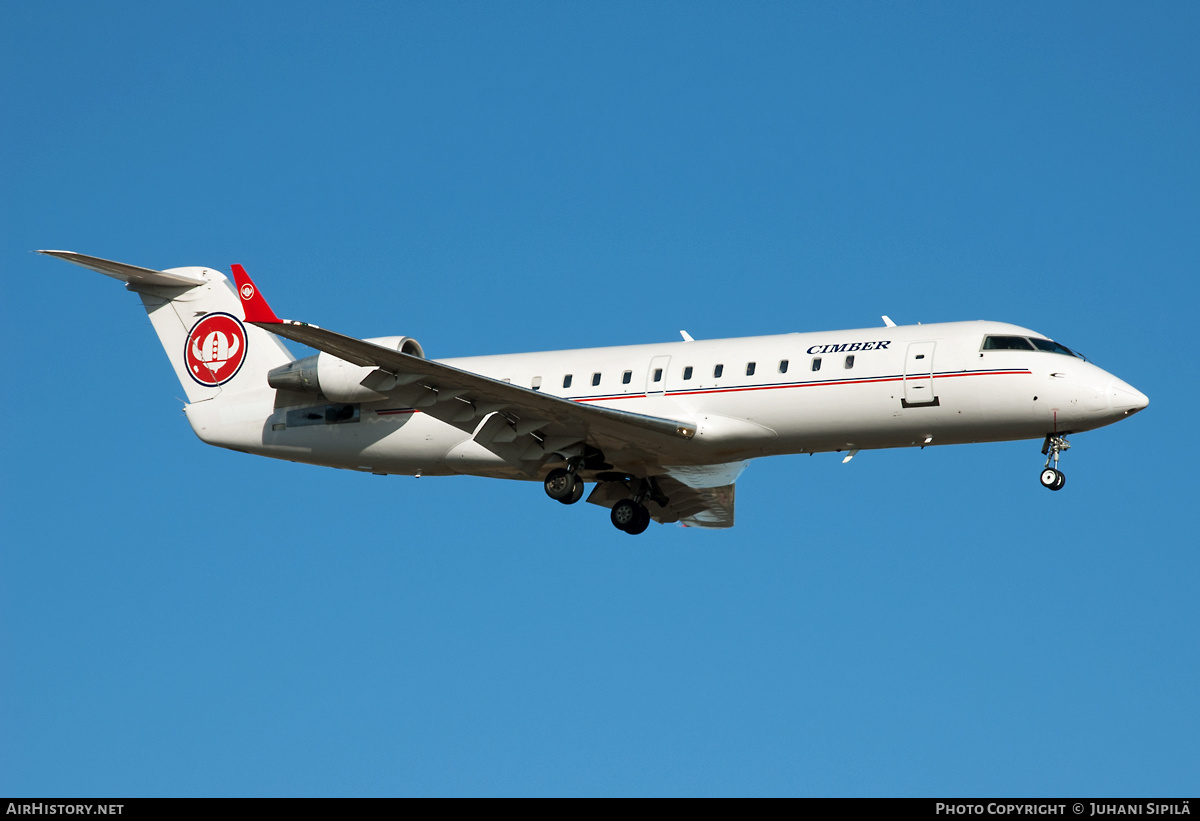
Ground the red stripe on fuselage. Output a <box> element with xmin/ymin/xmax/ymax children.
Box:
<box><xmin>575</xmin><ymin>368</ymin><xmax>1031</xmax><ymax>403</ymax></box>
<box><xmin>371</xmin><ymin>368</ymin><xmax>1032</xmax><ymax>416</ymax></box>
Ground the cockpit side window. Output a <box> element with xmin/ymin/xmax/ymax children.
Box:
<box><xmin>982</xmin><ymin>335</ymin><xmax>1035</xmax><ymax>351</ymax></box>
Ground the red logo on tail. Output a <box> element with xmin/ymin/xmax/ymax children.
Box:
<box><xmin>184</xmin><ymin>313</ymin><xmax>248</xmax><ymax>387</ymax></box>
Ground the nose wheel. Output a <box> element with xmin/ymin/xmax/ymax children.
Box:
<box><xmin>1040</xmin><ymin>467</ymin><xmax>1066</xmax><ymax>491</ymax></box>
<box><xmin>1039</xmin><ymin>435</ymin><xmax>1071</xmax><ymax>491</ymax></box>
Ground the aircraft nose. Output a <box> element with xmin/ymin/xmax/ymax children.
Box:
<box><xmin>1110</xmin><ymin>378</ymin><xmax>1149</xmax><ymax>417</ymax></box>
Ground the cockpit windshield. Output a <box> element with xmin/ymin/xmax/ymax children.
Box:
<box><xmin>982</xmin><ymin>335</ymin><xmax>1086</xmax><ymax>361</ymax></box>
<box><xmin>1028</xmin><ymin>338</ymin><xmax>1084</xmax><ymax>359</ymax></box>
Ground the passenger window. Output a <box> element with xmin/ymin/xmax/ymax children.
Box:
<box><xmin>592</xmin><ymin>373</ymin><xmax>601</xmax><ymax>387</ymax></box>
<box><xmin>812</xmin><ymin>358</ymin><xmax>822</xmax><ymax>371</ymax></box>
<box><xmin>779</xmin><ymin>359</ymin><xmax>789</xmax><ymax>374</ymax></box>
<box><xmin>653</xmin><ymin>368</ymin><xmax>662</xmax><ymax>382</ymax></box>
<box><xmin>622</xmin><ymin>371</ymin><xmax>632</xmax><ymax>385</ymax></box>
<box><xmin>532</xmin><ymin>376</ymin><xmax>542</xmax><ymax>390</ymax></box>
<box><xmin>714</xmin><ymin>364</ymin><xmax>724</xmax><ymax>378</ymax></box>
<box><xmin>746</xmin><ymin>362</ymin><xmax>756</xmax><ymax>376</ymax></box>
<box><xmin>844</xmin><ymin>355</ymin><xmax>854</xmax><ymax>369</ymax></box>
<box><xmin>683</xmin><ymin>366</ymin><xmax>693</xmax><ymax>380</ymax></box>
<box><xmin>563</xmin><ymin>374</ymin><xmax>572</xmax><ymax>389</ymax></box>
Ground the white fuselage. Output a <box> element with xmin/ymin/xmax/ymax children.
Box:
<box><xmin>185</xmin><ymin>319</ymin><xmax>1147</xmax><ymax>481</ymax></box>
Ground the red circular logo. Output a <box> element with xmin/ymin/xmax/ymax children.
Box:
<box><xmin>185</xmin><ymin>313</ymin><xmax>248</xmax><ymax>387</ymax></box>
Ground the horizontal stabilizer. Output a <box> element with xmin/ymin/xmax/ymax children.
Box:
<box><xmin>36</xmin><ymin>250</ymin><xmax>206</xmax><ymax>288</ymax></box>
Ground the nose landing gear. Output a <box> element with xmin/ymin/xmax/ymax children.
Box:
<box><xmin>1039</xmin><ymin>435</ymin><xmax>1071</xmax><ymax>491</ymax></box>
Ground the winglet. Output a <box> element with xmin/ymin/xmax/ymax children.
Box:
<box><xmin>230</xmin><ymin>264</ymin><xmax>281</xmax><ymax>324</ymax></box>
<box><xmin>882</xmin><ymin>315</ymin><xmax>897</xmax><ymax>327</ymax></box>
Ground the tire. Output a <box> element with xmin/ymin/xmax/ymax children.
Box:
<box><xmin>611</xmin><ymin>499</ymin><xmax>638</xmax><ymax>531</ymax></box>
<box><xmin>1040</xmin><ymin>468</ymin><xmax>1059</xmax><ymax>489</ymax></box>
<box><xmin>558</xmin><ymin>479</ymin><xmax>586</xmax><ymax>505</ymax></box>
<box><xmin>544</xmin><ymin>468</ymin><xmax>576</xmax><ymax>500</ymax></box>
<box><xmin>1052</xmin><ymin>471</ymin><xmax>1066</xmax><ymax>491</ymax></box>
<box><xmin>625</xmin><ymin>505</ymin><xmax>651</xmax><ymax>535</ymax></box>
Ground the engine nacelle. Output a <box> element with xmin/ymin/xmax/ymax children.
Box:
<box><xmin>267</xmin><ymin>336</ymin><xmax>425</xmax><ymax>403</ymax></box>
<box><xmin>363</xmin><ymin>336</ymin><xmax>425</xmax><ymax>360</ymax></box>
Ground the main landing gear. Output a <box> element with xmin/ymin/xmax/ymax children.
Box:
<box><xmin>607</xmin><ymin>476</ymin><xmax>666</xmax><ymax>535</ymax></box>
<box><xmin>544</xmin><ymin>467</ymin><xmax>585</xmax><ymax>505</ymax></box>
<box><xmin>1039</xmin><ymin>434</ymin><xmax>1071</xmax><ymax>491</ymax></box>
<box><xmin>544</xmin><ymin>466</ymin><xmax>661</xmax><ymax>535</ymax></box>
<box><xmin>610</xmin><ymin>499</ymin><xmax>651</xmax><ymax>535</ymax></box>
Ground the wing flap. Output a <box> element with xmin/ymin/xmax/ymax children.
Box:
<box><xmin>656</xmin><ymin>477</ymin><xmax>737</xmax><ymax>528</ymax></box>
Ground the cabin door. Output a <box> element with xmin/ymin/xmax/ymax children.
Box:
<box><xmin>903</xmin><ymin>342</ymin><xmax>937</xmax><ymax>405</ymax></box>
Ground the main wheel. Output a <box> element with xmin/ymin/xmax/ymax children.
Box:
<box><xmin>544</xmin><ymin>468</ymin><xmax>577</xmax><ymax>501</ymax></box>
<box><xmin>1040</xmin><ymin>468</ymin><xmax>1059</xmax><ymax>489</ymax></box>
<box><xmin>1052</xmin><ymin>470</ymin><xmax>1066</xmax><ymax>491</ymax></box>
<box><xmin>558</xmin><ymin>479</ymin><xmax>586</xmax><ymax>505</ymax></box>
<box><xmin>611</xmin><ymin>499</ymin><xmax>639</xmax><ymax>532</ymax></box>
<box><xmin>624</xmin><ymin>505</ymin><xmax>651</xmax><ymax>535</ymax></box>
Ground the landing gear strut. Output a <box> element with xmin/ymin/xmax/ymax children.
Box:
<box><xmin>1039</xmin><ymin>434</ymin><xmax>1070</xmax><ymax>491</ymax></box>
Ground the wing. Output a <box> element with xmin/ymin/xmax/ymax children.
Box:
<box><xmin>231</xmin><ymin>265</ymin><xmax>745</xmax><ymax>528</ymax></box>
<box><xmin>231</xmin><ymin>265</ymin><xmax>698</xmax><ymax>477</ymax></box>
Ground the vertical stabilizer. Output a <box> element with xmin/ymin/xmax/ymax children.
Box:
<box><xmin>38</xmin><ymin>251</ymin><xmax>295</xmax><ymax>405</ymax></box>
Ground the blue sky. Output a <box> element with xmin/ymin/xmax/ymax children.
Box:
<box><xmin>2</xmin><ymin>1</ymin><xmax>1197</xmax><ymax>796</ymax></box>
